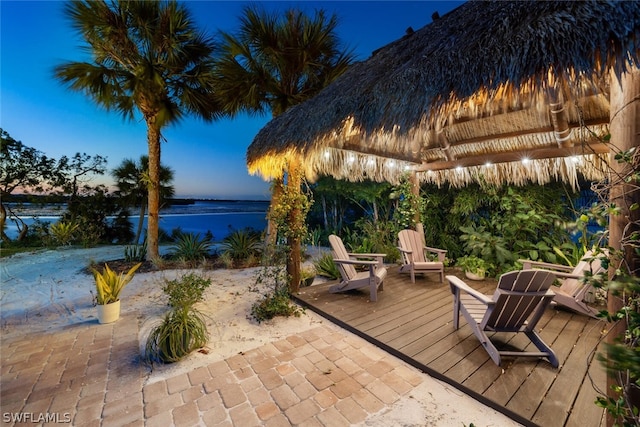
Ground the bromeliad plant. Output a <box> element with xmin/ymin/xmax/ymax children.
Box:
<box><xmin>92</xmin><ymin>262</ymin><xmax>142</xmax><ymax>305</ymax></box>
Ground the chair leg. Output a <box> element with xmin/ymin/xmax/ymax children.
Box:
<box><xmin>410</xmin><ymin>267</ymin><xmax>416</xmax><ymax>284</ymax></box>
<box><xmin>527</xmin><ymin>331</ymin><xmax>559</xmax><ymax>368</ymax></box>
<box><xmin>452</xmin><ymin>290</ymin><xmax>460</xmax><ymax>329</ymax></box>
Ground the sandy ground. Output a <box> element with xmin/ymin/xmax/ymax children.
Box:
<box><xmin>0</xmin><ymin>246</ymin><xmax>521</xmax><ymax>426</ymax></box>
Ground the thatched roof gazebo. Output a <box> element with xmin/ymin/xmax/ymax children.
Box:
<box><xmin>247</xmin><ymin>0</ymin><xmax>639</xmax><ymax>190</ymax></box>
<box><xmin>246</xmin><ymin>2</ymin><xmax>639</xmax><ymax>424</ymax></box>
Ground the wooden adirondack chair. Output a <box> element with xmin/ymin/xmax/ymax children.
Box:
<box><xmin>397</xmin><ymin>229</ymin><xmax>447</xmax><ymax>283</ymax></box>
<box><xmin>448</xmin><ymin>269</ymin><xmax>558</xmax><ymax>367</ymax></box>
<box><xmin>328</xmin><ymin>234</ymin><xmax>388</xmax><ymax>302</ymax></box>
<box><xmin>519</xmin><ymin>250</ymin><xmax>606</xmax><ymax>318</ymax></box>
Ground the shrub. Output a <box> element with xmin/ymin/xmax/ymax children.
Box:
<box><xmin>169</xmin><ymin>232</ymin><xmax>212</xmax><ymax>265</ymax></box>
<box><xmin>219</xmin><ymin>228</ymin><xmax>262</xmax><ymax>267</ymax></box>
<box><xmin>49</xmin><ymin>220</ymin><xmax>79</xmax><ymax>245</ymax></box>
<box><xmin>313</xmin><ymin>252</ymin><xmax>340</xmax><ymax>279</ymax></box>
<box><xmin>251</xmin><ymin>285</ymin><xmax>302</xmax><ymax>323</ymax></box>
<box><xmin>144</xmin><ymin>273</ymin><xmax>212</xmax><ymax>364</ymax></box>
<box><xmin>163</xmin><ymin>273</ymin><xmax>211</xmax><ymax>308</ymax></box>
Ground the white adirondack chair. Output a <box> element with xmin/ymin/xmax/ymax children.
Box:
<box><xmin>328</xmin><ymin>234</ymin><xmax>388</xmax><ymax>302</ymax></box>
<box><xmin>448</xmin><ymin>269</ymin><xmax>558</xmax><ymax>367</ymax></box>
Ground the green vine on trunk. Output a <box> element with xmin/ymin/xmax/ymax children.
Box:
<box><xmin>268</xmin><ymin>179</ymin><xmax>313</xmax><ymax>242</ymax></box>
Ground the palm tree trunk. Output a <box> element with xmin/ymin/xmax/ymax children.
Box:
<box><xmin>146</xmin><ymin>122</ymin><xmax>162</xmax><ymax>261</ymax></box>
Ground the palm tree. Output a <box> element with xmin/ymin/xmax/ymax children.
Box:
<box><xmin>215</xmin><ymin>5</ymin><xmax>354</xmax><ymax>117</ymax></box>
<box><xmin>54</xmin><ymin>0</ymin><xmax>221</xmax><ymax>260</ymax></box>
<box><xmin>215</xmin><ymin>5</ymin><xmax>355</xmax><ymax>291</ymax></box>
<box><xmin>112</xmin><ymin>155</ymin><xmax>174</xmax><ymax>245</ymax></box>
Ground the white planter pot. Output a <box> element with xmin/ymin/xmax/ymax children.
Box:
<box><xmin>97</xmin><ymin>300</ymin><xmax>121</xmax><ymax>324</ymax></box>
<box><xmin>465</xmin><ymin>270</ymin><xmax>485</xmax><ymax>281</ymax></box>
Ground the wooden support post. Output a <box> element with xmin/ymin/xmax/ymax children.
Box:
<box><xmin>607</xmin><ymin>67</ymin><xmax>640</xmax><ymax>427</ymax></box>
<box><xmin>409</xmin><ymin>171</ymin><xmax>425</xmax><ymax>243</ymax></box>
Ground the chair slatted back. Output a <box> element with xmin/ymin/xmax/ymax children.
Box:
<box><xmin>398</xmin><ymin>230</ymin><xmax>426</xmax><ymax>263</ymax></box>
<box><xmin>485</xmin><ymin>270</ymin><xmax>556</xmax><ymax>330</ymax></box>
<box><xmin>329</xmin><ymin>235</ymin><xmax>357</xmax><ymax>280</ymax></box>
<box><xmin>562</xmin><ymin>250</ymin><xmax>603</xmax><ymax>295</ymax></box>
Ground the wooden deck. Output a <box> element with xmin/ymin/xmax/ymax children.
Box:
<box><xmin>294</xmin><ymin>268</ymin><xmax>608</xmax><ymax>427</ymax></box>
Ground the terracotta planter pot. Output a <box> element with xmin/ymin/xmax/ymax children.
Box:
<box><xmin>97</xmin><ymin>300</ymin><xmax>121</xmax><ymax>324</ymax></box>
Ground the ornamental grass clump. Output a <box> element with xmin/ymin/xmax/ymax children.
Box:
<box><xmin>145</xmin><ymin>273</ymin><xmax>212</xmax><ymax>364</ymax></box>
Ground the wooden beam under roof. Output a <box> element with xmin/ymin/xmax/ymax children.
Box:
<box><xmin>413</xmin><ymin>142</ymin><xmax>610</xmax><ymax>172</ymax></box>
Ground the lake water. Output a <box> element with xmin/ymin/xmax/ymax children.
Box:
<box><xmin>4</xmin><ymin>200</ymin><xmax>269</xmax><ymax>242</ymax></box>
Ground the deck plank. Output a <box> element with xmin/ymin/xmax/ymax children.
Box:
<box><xmin>294</xmin><ymin>267</ymin><xmax>607</xmax><ymax>427</ymax></box>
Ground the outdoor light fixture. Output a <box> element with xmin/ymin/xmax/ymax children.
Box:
<box><xmin>455</xmin><ymin>166</ymin><xmax>463</xmax><ymax>172</ymax></box>
<box><xmin>522</xmin><ymin>158</ymin><xmax>530</xmax><ymax>164</ymax></box>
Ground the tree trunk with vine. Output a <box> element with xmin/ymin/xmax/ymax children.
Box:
<box><xmin>287</xmin><ymin>159</ymin><xmax>302</xmax><ymax>294</ymax></box>
<box><xmin>607</xmin><ymin>67</ymin><xmax>640</xmax><ymax>427</ymax></box>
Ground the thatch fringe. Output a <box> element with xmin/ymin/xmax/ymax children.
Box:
<box><xmin>418</xmin><ymin>154</ymin><xmax>607</xmax><ymax>190</ymax></box>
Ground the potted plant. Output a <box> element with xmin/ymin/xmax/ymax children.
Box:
<box><xmin>456</xmin><ymin>255</ymin><xmax>490</xmax><ymax>280</ymax></box>
<box><xmin>300</xmin><ymin>266</ymin><xmax>316</xmax><ymax>287</ymax></box>
<box><xmin>92</xmin><ymin>262</ymin><xmax>142</xmax><ymax>324</ymax></box>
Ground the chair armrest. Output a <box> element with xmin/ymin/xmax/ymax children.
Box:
<box><xmin>424</xmin><ymin>247</ymin><xmax>447</xmax><ymax>262</ymax></box>
<box><xmin>333</xmin><ymin>258</ymin><xmax>381</xmax><ymax>266</ymax></box>
<box><xmin>347</xmin><ymin>252</ymin><xmax>386</xmax><ymax>259</ymax></box>
<box><xmin>518</xmin><ymin>259</ymin><xmax>573</xmax><ymax>272</ymax></box>
<box><xmin>446</xmin><ymin>275</ymin><xmax>493</xmax><ymax>304</ymax></box>
<box><xmin>424</xmin><ymin>246</ymin><xmax>447</xmax><ymax>254</ymax></box>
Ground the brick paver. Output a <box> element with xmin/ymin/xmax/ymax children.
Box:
<box><xmin>1</xmin><ymin>312</ymin><xmax>426</xmax><ymax>426</ymax></box>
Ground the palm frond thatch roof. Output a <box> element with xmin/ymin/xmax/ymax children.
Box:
<box><xmin>247</xmin><ymin>0</ymin><xmax>640</xmax><ymax>188</ymax></box>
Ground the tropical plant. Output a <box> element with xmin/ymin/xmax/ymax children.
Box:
<box><xmin>313</xmin><ymin>252</ymin><xmax>340</xmax><ymax>280</ymax></box>
<box><xmin>391</xmin><ymin>175</ymin><xmax>426</xmax><ymax>230</ymax></box>
<box><xmin>251</xmin><ymin>285</ymin><xmax>302</xmax><ymax>323</ymax></box>
<box><xmin>219</xmin><ymin>228</ymin><xmax>262</xmax><ymax>266</ymax></box>
<box><xmin>300</xmin><ymin>266</ymin><xmax>316</xmax><ymax>287</ymax></box>
<box><xmin>145</xmin><ymin>273</ymin><xmax>211</xmax><ymax>363</ymax></box>
<box><xmin>169</xmin><ymin>233</ymin><xmax>212</xmax><ymax>265</ymax></box>
<box><xmin>145</xmin><ymin>306</ymin><xmax>208</xmax><ymax>363</ymax></box>
<box><xmin>214</xmin><ymin>4</ymin><xmax>355</xmax><ymax>117</ymax></box>
<box><xmin>112</xmin><ymin>156</ymin><xmax>175</xmax><ymax>244</ymax></box>
<box><xmin>55</xmin><ymin>0</ymin><xmax>222</xmax><ymax>261</ymax></box>
<box><xmin>49</xmin><ymin>220</ymin><xmax>79</xmax><ymax>246</ymax></box>
<box><xmin>92</xmin><ymin>262</ymin><xmax>141</xmax><ymax>305</ymax></box>
<box><xmin>163</xmin><ymin>273</ymin><xmax>211</xmax><ymax>309</ymax></box>
<box><xmin>455</xmin><ymin>256</ymin><xmax>493</xmax><ymax>278</ymax></box>
<box><xmin>124</xmin><ymin>241</ymin><xmax>147</xmax><ymax>263</ymax></box>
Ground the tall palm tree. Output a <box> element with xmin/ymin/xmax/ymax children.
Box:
<box><xmin>112</xmin><ymin>155</ymin><xmax>174</xmax><ymax>245</ymax></box>
<box><xmin>54</xmin><ymin>0</ymin><xmax>221</xmax><ymax>260</ymax></box>
<box><xmin>215</xmin><ymin>5</ymin><xmax>355</xmax><ymax>117</ymax></box>
<box><xmin>215</xmin><ymin>5</ymin><xmax>355</xmax><ymax>291</ymax></box>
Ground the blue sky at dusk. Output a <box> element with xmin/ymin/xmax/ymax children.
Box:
<box><xmin>1</xmin><ymin>1</ymin><xmax>463</xmax><ymax>200</ymax></box>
